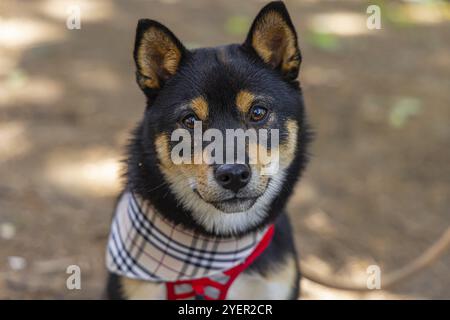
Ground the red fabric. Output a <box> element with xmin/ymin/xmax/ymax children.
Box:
<box><xmin>166</xmin><ymin>224</ymin><xmax>275</xmax><ymax>300</ymax></box>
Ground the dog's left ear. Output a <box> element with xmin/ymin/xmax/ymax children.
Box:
<box><xmin>243</xmin><ymin>1</ymin><xmax>301</xmax><ymax>81</ymax></box>
<box><xmin>133</xmin><ymin>19</ymin><xmax>187</xmax><ymax>95</ymax></box>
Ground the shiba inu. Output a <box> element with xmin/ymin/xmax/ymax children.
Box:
<box><xmin>105</xmin><ymin>1</ymin><xmax>311</xmax><ymax>300</ymax></box>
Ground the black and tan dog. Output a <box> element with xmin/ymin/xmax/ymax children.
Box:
<box><xmin>105</xmin><ymin>1</ymin><xmax>311</xmax><ymax>300</ymax></box>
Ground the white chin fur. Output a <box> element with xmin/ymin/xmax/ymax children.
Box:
<box><xmin>167</xmin><ymin>171</ymin><xmax>286</xmax><ymax>236</ymax></box>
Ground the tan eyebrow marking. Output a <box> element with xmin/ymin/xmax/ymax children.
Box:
<box><xmin>191</xmin><ymin>96</ymin><xmax>208</xmax><ymax>120</ymax></box>
<box><xmin>236</xmin><ymin>90</ymin><xmax>255</xmax><ymax>114</ymax></box>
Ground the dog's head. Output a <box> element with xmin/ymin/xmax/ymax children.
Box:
<box><xmin>129</xmin><ymin>1</ymin><xmax>311</xmax><ymax>236</ymax></box>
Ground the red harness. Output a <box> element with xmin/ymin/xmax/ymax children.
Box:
<box><xmin>166</xmin><ymin>224</ymin><xmax>275</xmax><ymax>300</ymax></box>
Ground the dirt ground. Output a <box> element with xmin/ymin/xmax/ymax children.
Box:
<box><xmin>0</xmin><ymin>0</ymin><xmax>449</xmax><ymax>299</ymax></box>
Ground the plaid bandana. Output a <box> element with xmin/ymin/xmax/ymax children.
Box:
<box><xmin>106</xmin><ymin>191</ymin><xmax>270</xmax><ymax>284</ymax></box>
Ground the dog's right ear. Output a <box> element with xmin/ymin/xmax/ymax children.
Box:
<box><xmin>133</xmin><ymin>19</ymin><xmax>186</xmax><ymax>96</ymax></box>
<box><xmin>243</xmin><ymin>1</ymin><xmax>301</xmax><ymax>82</ymax></box>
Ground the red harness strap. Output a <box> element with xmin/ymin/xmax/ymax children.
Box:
<box><xmin>166</xmin><ymin>224</ymin><xmax>275</xmax><ymax>300</ymax></box>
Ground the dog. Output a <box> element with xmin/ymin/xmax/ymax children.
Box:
<box><xmin>105</xmin><ymin>1</ymin><xmax>311</xmax><ymax>300</ymax></box>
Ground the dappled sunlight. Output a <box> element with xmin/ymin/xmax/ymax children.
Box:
<box><xmin>44</xmin><ymin>148</ymin><xmax>121</xmax><ymax>197</ymax></box>
<box><xmin>301</xmin><ymin>255</ymin><xmax>419</xmax><ymax>299</ymax></box>
<box><xmin>387</xmin><ymin>2</ymin><xmax>450</xmax><ymax>26</ymax></box>
<box><xmin>306</xmin><ymin>3</ymin><xmax>450</xmax><ymax>39</ymax></box>
<box><xmin>39</xmin><ymin>0</ymin><xmax>115</xmax><ymax>23</ymax></box>
<box><xmin>308</xmin><ymin>12</ymin><xmax>370</xmax><ymax>36</ymax></box>
<box><xmin>302</xmin><ymin>278</ymin><xmax>416</xmax><ymax>300</ymax></box>
<box><xmin>0</xmin><ymin>121</ymin><xmax>30</xmax><ymax>162</ymax></box>
<box><xmin>0</xmin><ymin>74</ymin><xmax>64</xmax><ymax>106</ymax></box>
<box><xmin>303</xmin><ymin>209</ymin><xmax>336</xmax><ymax>235</ymax></box>
<box><xmin>0</xmin><ymin>18</ymin><xmax>64</xmax><ymax>49</ymax></box>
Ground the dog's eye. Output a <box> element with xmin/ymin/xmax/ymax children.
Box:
<box><xmin>182</xmin><ymin>114</ymin><xmax>198</xmax><ymax>129</ymax></box>
<box><xmin>249</xmin><ymin>105</ymin><xmax>268</xmax><ymax>122</ymax></box>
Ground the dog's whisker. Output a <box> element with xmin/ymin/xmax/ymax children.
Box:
<box><xmin>146</xmin><ymin>181</ymin><xmax>168</xmax><ymax>193</ymax></box>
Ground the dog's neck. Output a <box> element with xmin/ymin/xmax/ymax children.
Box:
<box><xmin>106</xmin><ymin>191</ymin><xmax>270</xmax><ymax>282</ymax></box>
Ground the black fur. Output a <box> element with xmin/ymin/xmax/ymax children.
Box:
<box><xmin>126</xmin><ymin>43</ymin><xmax>311</xmax><ymax>236</ymax></box>
<box><xmin>106</xmin><ymin>1</ymin><xmax>312</xmax><ymax>300</ymax></box>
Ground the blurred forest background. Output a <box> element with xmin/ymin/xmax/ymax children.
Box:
<box><xmin>0</xmin><ymin>0</ymin><xmax>449</xmax><ymax>299</ymax></box>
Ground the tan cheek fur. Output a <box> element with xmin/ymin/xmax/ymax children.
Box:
<box><xmin>155</xmin><ymin>133</ymin><xmax>213</xmax><ymax>199</ymax></box>
<box><xmin>247</xmin><ymin>118</ymin><xmax>298</xmax><ymax>172</ymax></box>
<box><xmin>279</xmin><ymin>119</ymin><xmax>298</xmax><ymax>167</ymax></box>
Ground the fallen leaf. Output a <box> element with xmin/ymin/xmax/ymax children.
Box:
<box><xmin>388</xmin><ymin>97</ymin><xmax>422</xmax><ymax>128</ymax></box>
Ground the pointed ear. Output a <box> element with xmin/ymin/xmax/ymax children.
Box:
<box><xmin>133</xmin><ymin>19</ymin><xmax>186</xmax><ymax>93</ymax></box>
<box><xmin>243</xmin><ymin>1</ymin><xmax>301</xmax><ymax>81</ymax></box>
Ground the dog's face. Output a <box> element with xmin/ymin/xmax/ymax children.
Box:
<box><xmin>130</xmin><ymin>2</ymin><xmax>309</xmax><ymax>235</ymax></box>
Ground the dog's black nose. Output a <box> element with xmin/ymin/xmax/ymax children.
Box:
<box><xmin>214</xmin><ymin>164</ymin><xmax>251</xmax><ymax>193</ymax></box>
